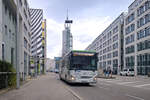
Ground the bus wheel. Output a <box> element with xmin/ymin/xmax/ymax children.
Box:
<box><xmin>59</xmin><ymin>75</ymin><xmax>62</xmax><ymax>80</ymax></box>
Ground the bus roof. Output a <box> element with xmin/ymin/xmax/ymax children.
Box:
<box><xmin>71</xmin><ymin>50</ymin><xmax>96</xmax><ymax>53</ymax></box>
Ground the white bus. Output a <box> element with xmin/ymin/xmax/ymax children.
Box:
<box><xmin>59</xmin><ymin>50</ymin><xmax>98</xmax><ymax>84</ymax></box>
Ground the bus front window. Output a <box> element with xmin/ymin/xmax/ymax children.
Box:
<box><xmin>70</xmin><ymin>56</ymin><xmax>97</xmax><ymax>70</ymax></box>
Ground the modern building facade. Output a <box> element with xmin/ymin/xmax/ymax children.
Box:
<box><xmin>54</xmin><ymin>57</ymin><xmax>62</xmax><ymax>71</ymax></box>
<box><xmin>124</xmin><ymin>0</ymin><xmax>150</xmax><ymax>75</ymax></box>
<box><xmin>86</xmin><ymin>13</ymin><xmax>125</xmax><ymax>74</ymax></box>
<box><xmin>30</xmin><ymin>8</ymin><xmax>47</xmax><ymax>74</ymax></box>
<box><xmin>86</xmin><ymin>0</ymin><xmax>150</xmax><ymax>75</ymax></box>
<box><xmin>0</xmin><ymin>0</ymin><xmax>31</xmax><ymax>79</ymax></box>
<box><xmin>62</xmin><ymin>16</ymin><xmax>73</xmax><ymax>56</ymax></box>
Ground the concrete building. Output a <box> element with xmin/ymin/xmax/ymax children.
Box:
<box><xmin>30</xmin><ymin>9</ymin><xmax>47</xmax><ymax>74</ymax></box>
<box><xmin>0</xmin><ymin>0</ymin><xmax>31</xmax><ymax>79</ymax></box>
<box><xmin>124</xmin><ymin>0</ymin><xmax>150</xmax><ymax>75</ymax></box>
<box><xmin>45</xmin><ymin>58</ymin><xmax>55</xmax><ymax>71</ymax></box>
<box><xmin>86</xmin><ymin>13</ymin><xmax>125</xmax><ymax>74</ymax></box>
<box><xmin>54</xmin><ymin>57</ymin><xmax>62</xmax><ymax>71</ymax></box>
<box><xmin>62</xmin><ymin>16</ymin><xmax>73</xmax><ymax>56</ymax></box>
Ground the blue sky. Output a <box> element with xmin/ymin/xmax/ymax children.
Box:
<box><xmin>29</xmin><ymin>0</ymin><xmax>134</xmax><ymax>59</ymax></box>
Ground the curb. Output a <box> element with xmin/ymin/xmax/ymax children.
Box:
<box><xmin>98</xmin><ymin>76</ymin><xmax>116</xmax><ymax>79</ymax></box>
<box><xmin>0</xmin><ymin>88</ymin><xmax>11</xmax><ymax>95</ymax></box>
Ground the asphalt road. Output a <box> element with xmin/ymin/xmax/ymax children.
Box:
<box><xmin>0</xmin><ymin>73</ymin><xmax>150</xmax><ymax>100</ymax></box>
<box><xmin>60</xmin><ymin>74</ymin><xmax>150</xmax><ymax>100</ymax></box>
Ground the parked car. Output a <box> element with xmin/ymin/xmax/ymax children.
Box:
<box><xmin>120</xmin><ymin>69</ymin><xmax>134</xmax><ymax>76</ymax></box>
<box><xmin>54</xmin><ymin>69</ymin><xmax>59</xmax><ymax>73</ymax></box>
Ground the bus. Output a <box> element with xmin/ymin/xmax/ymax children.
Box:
<box><xmin>59</xmin><ymin>50</ymin><xmax>98</xmax><ymax>84</ymax></box>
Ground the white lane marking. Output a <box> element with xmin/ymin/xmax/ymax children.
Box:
<box><xmin>105</xmin><ymin>80</ymin><xmax>124</xmax><ymax>83</ymax></box>
<box><xmin>134</xmin><ymin>84</ymin><xmax>150</xmax><ymax>87</ymax></box>
<box><xmin>118</xmin><ymin>81</ymin><xmax>140</xmax><ymax>85</ymax></box>
<box><xmin>126</xmin><ymin>94</ymin><xmax>144</xmax><ymax>100</ymax></box>
<box><xmin>97</xmin><ymin>85</ymin><xmax>110</xmax><ymax>90</ymax></box>
<box><xmin>98</xmin><ymin>82</ymin><xmax>111</xmax><ymax>86</ymax></box>
<box><xmin>64</xmin><ymin>86</ymin><xmax>83</xmax><ymax>100</ymax></box>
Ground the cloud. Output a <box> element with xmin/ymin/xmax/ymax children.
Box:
<box><xmin>46</xmin><ymin>16</ymin><xmax>113</xmax><ymax>58</ymax></box>
<box><xmin>46</xmin><ymin>18</ymin><xmax>63</xmax><ymax>58</ymax></box>
<box><xmin>72</xmin><ymin>16</ymin><xmax>112</xmax><ymax>50</ymax></box>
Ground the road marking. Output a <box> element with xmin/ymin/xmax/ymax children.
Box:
<box><xmin>126</xmin><ymin>94</ymin><xmax>144</xmax><ymax>100</ymax></box>
<box><xmin>118</xmin><ymin>81</ymin><xmax>140</xmax><ymax>85</ymax></box>
<box><xmin>97</xmin><ymin>85</ymin><xmax>110</xmax><ymax>90</ymax></box>
<box><xmin>105</xmin><ymin>80</ymin><xmax>124</xmax><ymax>83</ymax></box>
<box><xmin>134</xmin><ymin>84</ymin><xmax>150</xmax><ymax>87</ymax></box>
<box><xmin>64</xmin><ymin>85</ymin><xmax>83</xmax><ymax>100</ymax></box>
<box><xmin>59</xmin><ymin>80</ymin><xmax>83</xmax><ymax>100</ymax></box>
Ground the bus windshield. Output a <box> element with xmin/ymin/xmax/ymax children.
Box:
<box><xmin>70</xmin><ymin>55</ymin><xmax>97</xmax><ymax>70</ymax></box>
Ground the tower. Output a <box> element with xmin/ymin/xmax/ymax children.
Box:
<box><xmin>62</xmin><ymin>11</ymin><xmax>73</xmax><ymax>56</ymax></box>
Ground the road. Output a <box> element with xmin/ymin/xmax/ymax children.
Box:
<box><xmin>0</xmin><ymin>73</ymin><xmax>150</xmax><ymax>100</ymax></box>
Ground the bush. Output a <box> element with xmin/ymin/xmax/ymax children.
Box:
<box><xmin>0</xmin><ymin>60</ymin><xmax>16</xmax><ymax>88</ymax></box>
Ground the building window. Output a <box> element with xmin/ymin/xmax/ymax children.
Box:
<box><xmin>125</xmin><ymin>24</ymin><xmax>135</xmax><ymax>35</ymax></box>
<box><xmin>5</xmin><ymin>25</ymin><xmax>7</xmax><ymax>35</ymax></box>
<box><xmin>137</xmin><ymin>40</ymin><xmax>150</xmax><ymax>51</ymax></box>
<box><xmin>107</xmin><ymin>60</ymin><xmax>111</xmax><ymax>65</ymax></box>
<box><xmin>125</xmin><ymin>45</ymin><xmax>135</xmax><ymax>54</ymax></box>
<box><xmin>126</xmin><ymin>13</ymin><xmax>135</xmax><ymax>25</ymax></box>
<box><xmin>11</xmin><ymin>48</ymin><xmax>14</xmax><ymax>65</ymax></box>
<box><xmin>103</xmin><ymin>55</ymin><xmax>106</xmax><ymax>60</ymax></box>
<box><xmin>19</xmin><ymin>0</ymin><xmax>22</xmax><ymax>6</ymax></box>
<box><xmin>113</xmin><ymin>59</ymin><xmax>118</xmax><ymax>68</ymax></box>
<box><xmin>107</xmin><ymin>53</ymin><xmax>111</xmax><ymax>59</ymax></box>
<box><xmin>24</xmin><ymin>52</ymin><xmax>27</xmax><ymax>75</ymax></box>
<box><xmin>137</xmin><ymin>1</ymin><xmax>150</xmax><ymax>16</ymax></box>
<box><xmin>113</xmin><ymin>34</ymin><xmax>118</xmax><ymax>42</ymax></box>
<box><xmin>113</xmin><ymin>26</ymin><xmax>118</xmax><ymax>34</ymax></box>
<box><xmin>137</xmin><ymin>53</ymin><xmax>150</xmax><ymax>66</ymax></box>
<box><xmin>5</xmin><ymin>5</ymin><xmax>7</xmax><ymax>14</ymax></box>
<box><xmin>113</xmin><ymin>51</ymin><xmax>118</xmax><ymax>57</ymax></box>
<box><xmin>113</xmin><ymin>42</ymin><xmax>118</xmax><ymax>50</ymax></box>
<box><xmin>9</xmin><ymin>29</ymin><xmax>11</xmax><ymax>39</ymax></box>
<box><xmin>137</xmin><ymin>5</ymin><xmax>144</xmax><ymax>16</ymax></box>
<box><xmin>125</xmin><ymin>56</ymin><xmax>134</xmax><ymax>69</ymax></box>
<box><xmin>125</xmin><ymin>34</ymin><xmax>134</xmax><ymax>45</ymax></box>
<box><xmin>24</xmin><ymin>38</ymin><xmax>27</xmax><ymax>49</ymax></box>
<box><xmin>2</xmin><ymin>44</ymin><xmax>4</xmax><ymax>61</ymax></box>
<box><xmin>137</xmin><ymin>13</ymin><xmax>150</xmax><ymax>28</ymax></box>
<box><xmin>137</xmin><ymin>26</ymin><xmax>150</xmax><ymax>40</ymax></box>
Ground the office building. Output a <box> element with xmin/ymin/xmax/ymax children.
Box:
<box><xmin>124</xmin><ymin>0</ymin><xmax>150</xmax><ymax>75</ymax></box>
<box><xmin>30</xmin><ymin>9</ymin><xmax>47</xmax><ymax>74</ymax></box>
<box><xmin>86</xmin><ymin>13</ymin><xmax>125</xmax><ymax>74</ymax></box>
<box><xmin>0</xmin><ymin>0</ymin><xmax>31</xmax><ymax>79</ymax></box>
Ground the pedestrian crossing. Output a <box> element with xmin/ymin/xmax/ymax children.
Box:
<box><xmin>98</xmin><ymin>78</ymin><xmax>150</xmax><ymax>90</ymax></box>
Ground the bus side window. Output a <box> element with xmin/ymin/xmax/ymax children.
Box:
<box><xmin>92</xmin><ymin>59</ymin><xmax>95</xmax><ymax>66</ymax></box>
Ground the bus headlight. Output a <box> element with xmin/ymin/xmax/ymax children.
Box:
<box><xmin>71</xmin><ymin>76</ymin><xmax>75</xmax><ymax>80</ymax></box>
<box><xmin>94</xmin><ymin>77</ymin><xmax>97</xmax><ymax>81</ymax></box>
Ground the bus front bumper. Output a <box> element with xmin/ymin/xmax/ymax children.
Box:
<box><xmin>69</xmin><ymin>78</ymin><xmax>97</xmax><ymax>84</ymax></box>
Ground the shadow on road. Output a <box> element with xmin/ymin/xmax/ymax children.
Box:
<box><xmin>59</xmin><ymin>79</ymin><xmax>95</xmax><ymax>87</ymax></box>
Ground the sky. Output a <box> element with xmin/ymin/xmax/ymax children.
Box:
<box><xmin>28</xmin><ymin>0</ymin><xmax>134</xmax><ymax>59</ymax></box>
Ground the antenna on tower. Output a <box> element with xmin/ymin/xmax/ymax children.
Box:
<box><xmin>67</xmin><ymin>9</ymin><xmax>69</xmax><ymax>20</ymax></box>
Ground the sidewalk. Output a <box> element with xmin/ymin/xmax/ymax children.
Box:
<box><xmin>113</xmin><ymin>75</ymin><xmax>150</xmax><ymax>81</ymax></box>
<box><xmin>0</xmin><ymin>73</ymin><xmax>77</xmax><ymax>100</ymax></box>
